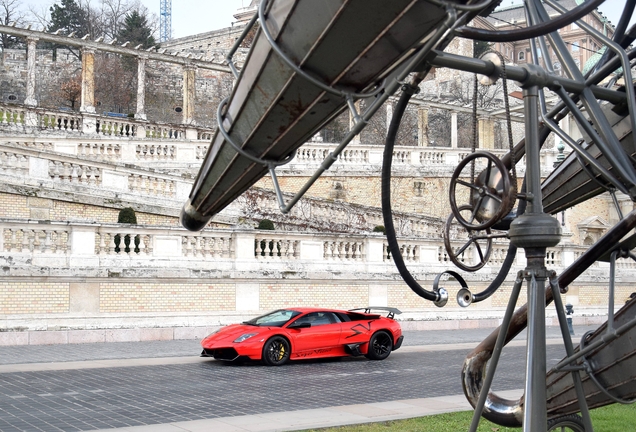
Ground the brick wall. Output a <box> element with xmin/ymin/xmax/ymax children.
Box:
<box><xmin>0</xmin><ymin>281</ymin><xmax>69</xmax><ymax>314</ymax></box>
<box><xmin>99</xmin><ymin>282</ymin><xmax>235</xmax><ymax>313</ymax></box>
<box><xmin>0</xmin><ymin>192</ymin><xmax>179</xmax><ymax>226</ymax></box>
<box><xmin>260</xmin><ymin>283</ymin><xmax>368</xmax><ymax>310</ymax></box>
<box><xmin>0</xmin><ymin>193</ymin><xmax>30</xmax><ymax>219</ymax></box>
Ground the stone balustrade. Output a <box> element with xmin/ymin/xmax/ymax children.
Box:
<box><xmin>0</xmin><ymin>219</ymin><xmax>595</xmax><ymax>275</ymax></box>
<box><xmin>0</xmin><ymin>104</ymin><xmax>214</xmax><ymax>142</ymax></box>
<box><xmin>0</xmin><ymin>104</ymin><xmax>563</xmax><ymax>174</ymax></box>
<box><xmin>0</xmin><ymin>218</ymin><xmax>627</xmax><ymax>342</ymax></box>
<box><xmin>0</xmin><ymin>143</ymin><xmax>190</xmax><ymax>203</ymax></box>
<box><xmin>0</xmin><ymin>142</ymin><xmax>451</xmax><ymax>236</ymax></box>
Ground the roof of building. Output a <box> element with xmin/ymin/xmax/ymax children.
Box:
<box><xmin>487</xmin><ymin>0</ymin><xmax>612</xmax><ymax>27</ymax></box>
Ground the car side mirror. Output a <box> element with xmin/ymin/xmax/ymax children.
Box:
<box><xmin>288</xmin><ymin>322</ymin><xmax>311</xmax><ymax>329</ymax></box>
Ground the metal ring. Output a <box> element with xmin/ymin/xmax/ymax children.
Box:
<box><xmin>258</xmin><ymin>0</ymin><xmax>385</xmax><ymax>100</ymax></box>
<box><xmin>216</xmin><ymin>98</ymin><xmax>296</xmax><ymax>168</ymax></box>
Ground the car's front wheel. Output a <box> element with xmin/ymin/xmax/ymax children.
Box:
<box><xmin>262</xmin><ymin>336</ymin><xmax>291</xmax><ymax>366</ymax></box>
<box><xmin>365</xmin><ymin>330</ymin><xmax>392</xmax><ymax>360</ymax></box>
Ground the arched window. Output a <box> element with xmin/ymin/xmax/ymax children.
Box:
<box><xmin>518</xmin><ymin>51</ymin><xmax>525</xmax><ymax>61</ymax></box>
<box><xmin>572</xmin><ymin>42</ymin><xmax>579</xmax><ymax>52</ymax></box>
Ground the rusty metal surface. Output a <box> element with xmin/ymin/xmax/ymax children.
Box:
<box><xmin>545</xmin><ymin>297</ymin><xmax>636</xmax><ymax>416</ymax></box>
<box><xmin>542</xmin><ymin>103</ymin><xmax>634</xmax><ymax>215</ymax></box>
<box><xmin>187</xmin><ymin>0</ymin><xmax>462</xmax><ymax>221</ymax></box>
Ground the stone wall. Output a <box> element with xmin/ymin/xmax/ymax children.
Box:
<box><xmin>0</xmin><ymin>192</ymin><xmax>179</xmax><ymax>226</ymax></box>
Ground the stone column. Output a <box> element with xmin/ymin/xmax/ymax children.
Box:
<box><xmin>450</xmin><ymin>111</ymin><xmax>458</xmax><ymax>148</ymax></box>
<box><xmin>386</xmin><ymin>103</ymin><xmax>393</xmax><ymax>133</ymax></box>
<box><xmin>135</xmin><ymin>55</ymin><xmax>148</xmax><ymax>121</ymax></box>
<box><xmin>417</xmin><ymin>108</ymin><xmax>428</xmax><ymax>147</ymax></box>
<box><xmin>80</xmin><ymin>48</ymin><xmax>96</xmax><ymax>114</ymax></box>
<box><xmin>182</xmin><ymin>63</ymin><xmax>197</xmax><ymax>125</ymax></box>
<box><xmin>24</xmin><ymin>37</ymin><xmax>39</xmax><ymax>128</ymax></box>
<box><xmin>478</xmin><ymin>116</ymin><xmax>495</xmax><ymax>149</ymax></box>
<box><xmin>24</xmin><ymin>37</ymin><xmax>39</xmax><ymax>107</ymax></box>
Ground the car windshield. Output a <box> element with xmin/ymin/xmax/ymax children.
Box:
<box><xmin>243</xmin><ymin>309</ymin><xmax>301</xmax><ymax>327</ymax></box>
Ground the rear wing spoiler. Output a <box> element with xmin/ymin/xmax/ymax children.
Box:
<box><xmin>349</xmin><ymin>307</ymin><xmax>402</xmax><ymax>319</ymax></box>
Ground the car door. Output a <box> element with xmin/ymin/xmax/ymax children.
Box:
<box><xmin>340</xmin><ymin>314</ymin><xmax>377</xmax><ymax>345</ymax></box>
<box><xmin>288</xmin><ymin>312</ymin><xmax>342</xmax><ymax>357</ymax></box>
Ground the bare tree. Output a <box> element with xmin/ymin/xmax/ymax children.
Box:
<box><xmin>0</xmin><ymin>0</ymin><xmax>26</xmax><ymax>49</ymax></box>
<box><xmin>447</xmin><ymin>76</ymin><xmax>505</xmax><ymax>109</ymax></box>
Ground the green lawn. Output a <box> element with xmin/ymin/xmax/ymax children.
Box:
<box><xmin>304</xmin><ymin>403</ymin><xmax>636</xmax><ymax>431</ymax></box>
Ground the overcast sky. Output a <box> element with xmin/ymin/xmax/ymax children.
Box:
<box><xmin>20</xmin><ymin>0</ymin><xmax>246</xmax><ymax>38</ymax></box>
<box><xmin>18</xmin><ymin>0</ymin><xmax>636</xmax><ymax>39</ymax></box>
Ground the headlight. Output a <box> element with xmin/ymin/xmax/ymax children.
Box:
<box><xmin>234</xmin><ymin>333</ymin><xmax>258</xmax><ymax>343</ymax></box>
<box><xmin>204</xmin><ymin>328</ymin><xmax>221</xmax><ymax>338</ymax></box>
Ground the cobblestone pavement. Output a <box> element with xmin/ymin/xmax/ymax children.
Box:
<box><xmin>0</xmin><ymin>325</ymin><xmax>601</xmax><ymax>432</ymax></box>
<box><xmin>0</xmin><ymin>344</ymin><xmax>571</xmax><ymax>432</ymax></box>
<box><xmin>0</xmin><ymin>325</ymin><xmax>598</xmax><ymax>365</ymax></box>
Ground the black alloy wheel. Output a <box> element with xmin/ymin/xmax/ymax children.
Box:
<box><xmin>365</xmin><ymin>331</ymin><xmax>392</xmax><ymax>360</ymax></box>
<box><xmin>262</xmin><ymin>336</ymin><xmax>291</xmax><ymax>366</ymax></box>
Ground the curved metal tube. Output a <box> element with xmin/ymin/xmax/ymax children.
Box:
<box><xmin>426</xmin><ymin>0</ymin><xmax>497</xmax><ymax>12</ymax></box>
<box><xmin>382</xmin><ymin>78</ymin><xmax>448</xmax><ymax>306</ymax></box>
<box><xmin>455</xmin><ymin>0</ymin><xmax>604</xmax><ymax>42</ymax></box>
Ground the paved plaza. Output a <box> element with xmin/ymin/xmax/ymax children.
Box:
<box><xmin>0</xmin><ymin>325</ymin><xmax>599</xmax><ymax>432</ymax></box>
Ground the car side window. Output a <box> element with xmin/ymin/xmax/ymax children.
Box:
<box><xmin>295</xmin><ymin>312</ymin><xmax>340</xmax><ymax>326</ymax></box>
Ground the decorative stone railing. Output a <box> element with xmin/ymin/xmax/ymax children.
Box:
<box><xmin>0</xmin><ymin>143</ymin><xmax>191</xmax><ymax>203</ymax></box>
<box><xmin>0</xmin><ymin>104</ymin><xmax>562</xmax><ymax>174</ymax></box>
<box><xmin>233</xmin><ymin>188</ymin><xmax>445</xmax><ymax>237</ymax></box>
<box><xmin>0</xmin><ymin>219</ymin><xmax>598</xmax><ymax>277</ymax></box>
<box><xmin>0</xmin><ymin>104</ymin><xmax>214</xmax><ymax>142</ymax></box>
<box><xmin>0</xmin><ymin>142</ymin><xmax>450</xmax><ymax>236</ymax></box>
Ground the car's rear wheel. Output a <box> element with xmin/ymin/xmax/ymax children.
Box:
<box><xmin>365</xmin><ymin>330</ymin><xmax>392</xmax><ymax>360</ymax></box>
<box><xmin>262</xmin><ymin>336</ymin><xmax>290</xmax><ymax>366</ymax></box>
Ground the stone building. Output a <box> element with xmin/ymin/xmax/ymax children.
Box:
<box><xmin>483</xmin><ymin>0</ymin><xmax>614</xmax><ymax>71</ymax></box>
<box><xmin>0</xmin><ymin>2</ymin><xmax>631</xmax><ymax>345</ymax></box>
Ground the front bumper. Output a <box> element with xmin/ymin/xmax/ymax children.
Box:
<box><xmin>201</xmin><ymin>348</ymin><xmax>241</xmax><ymax>361</ymax></box>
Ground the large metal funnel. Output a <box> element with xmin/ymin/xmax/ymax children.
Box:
<box><xmin>542</xmin><ymin>103</ymin><xmax>634</xmax><ymax>215</ymax></box>
<box><xmin>181</xmin><ymin>0</ymin><xmax>462</xmax><ymax>231</ymax></box>
<box><xmin>545</xmin><ymin>297</ymin><xmax>636</xmax><ymax>417</ymax></box>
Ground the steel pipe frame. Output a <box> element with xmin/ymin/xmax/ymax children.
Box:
<box><xmin>424</xmin><ymin>2</ymin><xmax>633</xmax><ymax>428</ymax></box>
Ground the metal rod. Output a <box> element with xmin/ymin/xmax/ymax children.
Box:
<box><xmin>550</xmin><ymin>275</ymin><xmax>595</xmax><ymax>432</ymax></box>
<box><xmin>608</xmin><ymin>250</ymin><xmax>618</xmax><ymax>332</ymax></box>
<box><xmin>468</xmin><ymin>272</ymin><xmax>524</xmax><ymax>432</ymax></box>
<box><xmin>426</xmin><ymin>51</ymin><xmax>627</xmax><ymax>104</ymax></box>
<box><xmin>524</xmin><ymin>272</ymin><xmax>547</xmax><ymax>431</ymax></box>
<box><xmin>525</xmin><ymin>86</ymin><xmax>542</xmax><ymax>215</ymax></box>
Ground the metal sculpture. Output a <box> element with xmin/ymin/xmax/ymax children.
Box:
<box><xmin>183</xmin><ymin>0</ymin><xmax>636</xmax><ymax>430</ymax></box>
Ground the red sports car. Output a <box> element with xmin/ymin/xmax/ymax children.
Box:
<box><xmin>201</xmin><ymin>307</ymin><xmax>403</xmax><ymax>365</ymax></box>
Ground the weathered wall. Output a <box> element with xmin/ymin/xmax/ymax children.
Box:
<box><xmin>0</xmin><ymin>192</ymin><xmax>179</xmax><ymax>225</ymax></box>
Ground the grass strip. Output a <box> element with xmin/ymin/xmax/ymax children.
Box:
<box><xmin>304</xmin><ymin>403</ymin><xmax>636</xmax><ymax>431</ymax></box>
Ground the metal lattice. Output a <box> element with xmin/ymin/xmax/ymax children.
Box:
<box><xmin>159</xmin><ymin>0</ymin><xmax>172</xmax><ymax>42</ymax></box>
